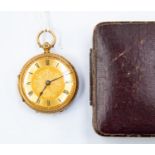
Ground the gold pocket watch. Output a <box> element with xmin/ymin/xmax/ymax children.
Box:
<box><xmin>18</xmin><ymin>30</ymin><xmax>78</xmax><ymax>112</ymax></box>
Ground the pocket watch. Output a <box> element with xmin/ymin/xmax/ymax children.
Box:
<box><xmin>18</xmin><ymin>30</ymin><xmax>78</xmax><ymax>112</ymax></box>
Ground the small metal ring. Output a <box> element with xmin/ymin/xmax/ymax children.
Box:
<box><xmin>37</xmin><ymin>29</ymin><xmax>56</xmax><ymax>49</ymax></box>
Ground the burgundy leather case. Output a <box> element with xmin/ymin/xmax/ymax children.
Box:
<box><xmin>90</xmin><ymin>22</ymin><xmax>155</xmax><ymax>136</ymax></box>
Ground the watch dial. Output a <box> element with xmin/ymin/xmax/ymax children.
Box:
<box><xmin>19</xmin><ymin>54</ymin><xmax>78</xmax><ymax>112</ymax></box>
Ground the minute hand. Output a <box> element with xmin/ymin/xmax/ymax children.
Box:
<box><xmin>50</xmin><ymin>72</ymin><xmax>72</xmax><ymax>83</ymax></box>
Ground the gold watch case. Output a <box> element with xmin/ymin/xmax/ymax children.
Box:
<box><xmin>18</xmin><ymin>30</ymin><xmax>78</xmax><ymax>112</ymax></box>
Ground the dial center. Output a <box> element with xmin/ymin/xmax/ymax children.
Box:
<box><xmin>46</xmin><ymin>80</ymin><xmax>51</xmax><ymax>85</ymax></box>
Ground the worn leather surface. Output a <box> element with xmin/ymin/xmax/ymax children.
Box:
<box><xmin>91</xmin><ymin>22</ymin><xmax>155</xmax><ymax>136</ymax></box>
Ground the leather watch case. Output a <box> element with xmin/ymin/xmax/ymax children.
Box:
<box><xmin>90</xmin><ymin>22</ymin><xmax>155</xmax><ymax>136</ymax></box>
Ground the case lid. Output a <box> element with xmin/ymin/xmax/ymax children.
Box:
<box><xmin>91</xmin><ymin>22</ymin><xmax>155</xmax><ymax>136</ymax></box>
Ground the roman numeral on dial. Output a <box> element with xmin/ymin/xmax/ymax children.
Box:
<box><xmin>29</xmin><ymin>72</ymin><xmax>33</xmax><ymax>75</ymax></box>
<box><xmin>63</xmin><ymin>90</ymin><xmax>69</xmax><ymax>95</ymax></box>
<box><xmin>65</xmin><ymin>81</ymin><xmax>72</xmax><ymax>84</ymax></box>
<box><xmin>45</xmin><ymin>59</ymin><xmax>50</xmax><ymax>65</ymax></box>
<box><xmin>35</xmin><ymin>63</ymin><xmax>40</xmax><ymax>68</ymax></box>
<box><xmin>26</xmin><ymin>82</ymin><xmax>31</xmax><ymax>85</ymax></box>
<box><xmin>58</xmin><ymin>98</ymin><xmax>62</xmax><ymax>102</ymax></box>
<box><xmin>56</xmin><ymin>63</ymin><xmax>59</xmax><ymax>67</ymax></box>
<box><xmin>47</xmin><ymin>100</ymin><xmax>51</xmax><ymax>106</ymax></box>
<box><xmin>28</xmin><ymin>91</ymin><xmax>33</xmax><ymax>96</ymax></box>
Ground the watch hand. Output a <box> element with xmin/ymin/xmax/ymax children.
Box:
<box><xmin>36</xmin><ymin>83</ymin><xmax>48</xmax><ymax>102</ymax></box>
<box><xmin>49</xmin><ymin>72</ymin><xmax>72</xmax><ymax>83</ymax></box>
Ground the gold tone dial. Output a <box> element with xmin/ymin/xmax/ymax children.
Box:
<box><xmin>18</xmin><ymin>53</ymin><xmax>78</xmax><ymax>112</ymax></box>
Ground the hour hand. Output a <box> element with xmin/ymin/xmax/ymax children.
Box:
<box><xmin>36</xmin><ymin>84</ymin><xmax>47</xmax><ymax>103</ymax></box>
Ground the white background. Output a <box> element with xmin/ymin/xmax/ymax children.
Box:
<box><xmin>1</xmin><ymin>12</ymin><xmax>155</xmax><ymax>144</ymax></box>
